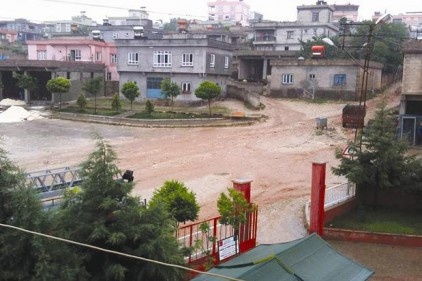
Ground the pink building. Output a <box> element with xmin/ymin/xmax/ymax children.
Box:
<box><xmin>26</xmin><ymin>38</ymin><xmax>118</xmax><ymax>81</ymax></box>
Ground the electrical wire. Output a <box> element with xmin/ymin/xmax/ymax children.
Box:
<box><xmin>0</xmin><ymin>223</ymin><xmax>244</xmax><ymax>281</ymax></box>
<box><xmin>38</xmin><ymin>0</ymin><xmax>207</xmax><ymax>19</ymax></box>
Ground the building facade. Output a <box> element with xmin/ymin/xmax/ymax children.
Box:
<box><xmin>251</xmin><ymin>1</ymin><xmax>339</xmax><ymax>51</ymax></box>
<box><xmin>331</xmin><ymin>4</ymin><xmax>359</xmax><ymax>22</ymax></box>
<box><xmin>26</xmin><ymin>38</ymin><xmax>118</xmax><ymax>81</ymax></box>
<box><xmin>207</xmin><ymin>0</ymin><xmax>251</xmax><ymax>26</ymax></box>
<box><xmin>398</xmin><ymin>40</ymin><xmax>422</xmax><ymax>146</ymax></box>
<box><xmin>115</xmin><ymin>34</ymin><xmax>234</xmax><ymax>102</ymax></box>
<box><xmin>269</xmin><ymin>58</ymin><xmax>383</xmax><ymax>100</ymax></box>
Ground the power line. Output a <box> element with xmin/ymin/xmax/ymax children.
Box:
<box><xmin>0</xmin><ymin>223</ymin><xmax>243</xmax><ymax>281</ymax></box>
<box><xmin>38</xmin><ymin>0</ymin><xmax>207</xmax><ymax>19</ymax></box>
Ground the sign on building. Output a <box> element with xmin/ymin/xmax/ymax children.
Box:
<box><xmin>218</xmin><ymin>235</ymin><xmax>239</xmax><ymax>261</ymax></box>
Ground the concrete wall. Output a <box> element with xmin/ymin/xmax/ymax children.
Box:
<box><xmin>269</xmin><ymin>59</ymin><xmax>383</xmax><ymax>100</ymax></box>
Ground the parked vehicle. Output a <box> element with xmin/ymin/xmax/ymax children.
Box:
<box><xmin>342</xmin><ymin>104</ymin><xmax>366</xmax><ymax>128</ymax></box>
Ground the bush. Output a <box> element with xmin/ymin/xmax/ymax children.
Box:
<box><xmin>76</xmin><ymin>93</ymin><xmax>87</xmax><ymax>109</ymax></box>
<box><xmin>111</xmin><ymin>93</ymin><xmax>122</xmax><ymax>112</ymax></box>
<box><xmin>145</xmin><ymin>100</ymin><xmax>154</xmax><ymax>115</ymax></box>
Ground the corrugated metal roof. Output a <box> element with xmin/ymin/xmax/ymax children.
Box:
<box><xmin>192</xmin><ymin>233</ymin><xmax>373</xmax><ymax>281</ymax></box>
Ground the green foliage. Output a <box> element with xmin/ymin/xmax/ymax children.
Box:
<box><xmin>121</xmin><ymin>81</ymin><xmax>140</xmax><ymax>110</ymax></box>
<box><xmin>163</xmin><ymin>18</ymin><xmax>178</xmax><ymax>32</ymax></box>
<box><xmin>217</xmin><ymin>188</ymin><xmax>255</xmax><ymax>235</ymax></box>
<box><xmin>332</xmin><ymin>101</ymin><xmax>422</xmax><ymax>207</ymax></box>
<box><xmin>145</xmin><ymin>99</ymin><xmax>154</xmax><ymax>115</ymax></box>
<box><xmin>160</xmin><ymin>78</ymin><xmax>181</xmax><ymax>109</ymax></box>
<box><xmin>111</xmin><ymin>93</ymin><xmax>122</xmax><ymax>112</ymax></box>
<box><xmin>55</xmin><ymin>136</ymin><xmax>184</xmax><ymax>280</ymax></box>
<box><xmin>13</xmin><ymin>72</ymin><xmax>38</xmax><ymax>91</ymax></box>
<box><xmin>76</xmin><ymin>93</ymin><xmax>87</xmax><ymax>109</ymax></box>
<box><xmin>82</xmin><ymin>77</ymin><xmax>102</xmax><ymax>96</ymax></box>
<box><xmin>149</xmin><ymin>179</ymin><xmax>200</xmax><ymax>224</ymax></box>
<box><xmin>302</xmin><ymin>22</ymin><xmax>408</xmax><ymax>73</ymax></box>
<box><xmin>46</xmin><ymin>77</ymin><xmax>71</xmax><ymax>94</ymax></box>
<box><xmin>82</xmin><ymin>77</ymin><xmax>102</xmax><ymax>114</ymax></box>
<box><xmin>0</xmin><ymin>145</ymin><xmax>88</xmax><ymax>280</ymax></box>
<box><xmin>194</xmin><ymin>81</ymin><xmax>221</xmax><ymax>116</ymax></box>
<box><xmin>46</xmin><ymin>77</ymin><xmax>71</xmax><ymax>110</ymax></box>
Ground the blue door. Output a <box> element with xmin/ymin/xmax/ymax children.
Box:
<box><xmin>146</xmin><ymin>77</ymin><xmax>165</xmax><ymax>99</ymax></box>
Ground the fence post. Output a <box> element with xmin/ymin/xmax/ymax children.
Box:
<box><xmin>309</xmin><ymin>162</ymin><xmax>326</xmax><ymax>236</ymax></box>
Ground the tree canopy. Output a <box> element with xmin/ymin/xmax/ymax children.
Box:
<box><xmin>149</xmin><ymin>179</ymin><xmax>200</xmax><ymax>224</ymax></box>
<box><xmin>55</xmin><ymin>136</ymin><xmax>185</xmax><ymax>280</ymax></box>
<box><xmin>121</xmin><ymin>81</ymin><xmax>140</xmax><ymax>110</ymax></box>
<box><xmin>302</xmin><ymin>22</ymin><xmax>409</xmax><ymax>74</ymax></box>
<box><xmin>46</xmin><ymin>77</ymin><xmax>71</xmax><ymax>109</ymax></box>
<box><xmin>13</xmin><ymin>72</ymin><xmax>38</xmax><ymax>92</ymax></box>
<box><xmin>332</xmin><ymin>101</ymin><xmax>422</xmax><ymax>208</ymax></box>
<box><xmin>194</xmin><ymin>81</ymin><xmax>221</xmax><ymax>116</ymax></box>
<box><xmin>160</xmin><ymin>78</ymin><xmax>181</xmax><ymax>109</ymax></box>
<box><xmin>82</xmin><ymin>77</ymin><xmax>102</xmax><ymax>114</ymax></box>
<box><xmin>217</xmin><ymin>188</ymin><xmax>255</xmax><ymax>235</ymax></box>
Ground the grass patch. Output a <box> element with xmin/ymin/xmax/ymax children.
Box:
<box><xmin>127</xmin><ymin>111</ymin><xmax>222</xmax><ymax>119</ymax></box>
<box><xmin>60</xmin><ymin>97</ymin><xmax>233</xmax><ymax>119</ymax></box>
<box><xmin>327</xmin><ymin>207</ymin><xmax>422</xmax><ymax>235</ymax></box>
<box><xmin>59</xmin><ymin>106</ymin><xmax>121</xmax><ymax>116</ymax></box>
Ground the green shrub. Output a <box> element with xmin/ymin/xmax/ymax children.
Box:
<box><xmin>145</xmin><ymin>100</ymin><xmax>154</xmax><ymax>115</ymax></box>
<box><xmin>111</xmin><ymin>93</ymin><xmax>122</xmax><ymax>112</ymax></box>
<box><xmin>76</xmin><ymin>93</ymin><xmax>87</xmax><ymax>109</ymax></box>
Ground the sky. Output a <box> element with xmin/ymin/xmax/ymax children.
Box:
<box><xmin>1</xmin><ymin>0</ymin><xmax>421</xmax><ymax>24</ymax></box>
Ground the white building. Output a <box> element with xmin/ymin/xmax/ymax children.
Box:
<box><xmin>207</xmin><ymin>0</ymin><xmax>250</xmax><ymax>26</ymax></box>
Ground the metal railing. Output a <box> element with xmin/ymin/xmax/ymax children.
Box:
<box><xmin>305</xmin><ymin>182</ymin><xmax>356</xmax><ymax>225</ymax></box>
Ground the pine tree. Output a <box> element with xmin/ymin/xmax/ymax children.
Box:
<box><xmin>332</xmin><ymin>101</ymin><xmax>422</xmax><ymax>208</ymax></box>
<box><xmin>55</xmin><ymin>135</ymin><xmax>185</xmax><ymax>280</ymax></box>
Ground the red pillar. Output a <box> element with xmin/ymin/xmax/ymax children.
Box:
<box><xmin>232</xmin><ymin>178</ymin><xmax>252</xmax><ymax>203</ymax></box>
<box><xmin>232</xmin><ymin>178</ymin><xmax>253</xmax><ymax>249</ymax></box>
<box><xmin>309</xmin><ymin>162</ymin><xmax>326</xmax><ymax>236</ymax></box>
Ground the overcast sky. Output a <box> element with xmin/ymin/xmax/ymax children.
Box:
<box><xmin>2</xmin><ymin>0</ymin><xmax>420</xmax><ymax>24</ymax></box>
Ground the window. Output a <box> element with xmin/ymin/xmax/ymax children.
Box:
<box><xmin>182</xmin><ymin>53</ymin><xmax>193</xmax><ymax>66</ymax></box>
<box><xmin>37</xmin><ymin>50</ymin><xmax>46</xmax><ymax>60</ymax></box>
<box><xmin>95</xmin><ymin>52</ymin><xmax>102</xmax><ymax>62</ymax></box>
<box><xmin>55</xmin><ymin>24</ymin><xmax>61</xmax><ymax>32</ymax></box>
<box><xmin>312</xmin><ymin>11</ymin><xmax>320</xmax><ymax>22</ymax></box>
<box><xmin>334</xmin><ymin>74</ymin><xmax>346</xmax><ymax>86</ymax></box>
<box><xmin>69</xmin><ymin>49</ymin><xmax>81</xmax><ymax>61</ymax></box>
<box><xmin>111</xmin><ymin>53</ymin><xmax>117</xmax><ymax>63</ymax></box>
<box><xmin>107</xmin><ymin>72</ymin><xmax>112</xmax><ymax>81</ymax></box>
<box><xmin>112</xmin><ymin>32</ymin><xmax>118</xmax><ymax>39</ymax></box>
<box><xmin>210</xmin><ymin>54</ymin><xmax>215</xmax><ymax>68</ymax></box>
<box><xmin>282</xmin><ymin>74</ymin><xmax>293</xmax><ymax>84</ymax></box>
<box><xmin>287</xmin><ymin>31</ymin><xmax>294</xmax><ymax>39</ymax></box>
<box><xmin>182</xmin><ymin>82</ymin><xmax>191</xmax><ymax>93</ymax></box>
<box><xmin>128</xmin><ymin>52</ymin><xmax>139</xmax><ymax>65</ymax></box>
<box><xmin>153</xmin><ymin>51</ymin><xmax>172</xmax><ymax>67</ymax></box>
<box><xmin>309</xmin><ymin>74</ymin><xmax>316</xmax><ymax>79</ymax></box>
<box><xmin>65</xmin><ymin>24</ymin><xmax>71</xmax><ymax>32</ymax></box>
<box><xmin>224</xmin><ymin>56</ymin><xmax>229</xmax><ymax>69</ymax></box>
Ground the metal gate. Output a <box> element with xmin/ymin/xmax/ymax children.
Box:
<box><xmin>146</xmin><ymin>77</ymin><xmax>165</xmax><ymax>99</ymax></box>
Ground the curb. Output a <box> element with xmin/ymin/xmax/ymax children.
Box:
<box><xmin>51</xmin><ymin>112</ymin><xmax>265</xmax><ymax>128</ymax></box>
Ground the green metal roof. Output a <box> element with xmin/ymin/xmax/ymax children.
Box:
<box><xmin>192</xmin><ymin>233</ymin><xmax>373</xmax><ymax>281</ymax></box>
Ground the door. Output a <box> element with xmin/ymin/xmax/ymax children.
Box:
<box><xmin>401</xmin><ymin>116</ymin><xmax>416</xmax><ymax>145</ymax></box>
<box><xmin>146</xmin><ymin>77</ymin><xmax>165</xmax><ymax>99</ymax></box>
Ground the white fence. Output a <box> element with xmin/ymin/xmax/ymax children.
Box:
<box><xmin>305</xmin><ymin>182</ymin><xmax>356</xmax><ymax>225</ymax></box>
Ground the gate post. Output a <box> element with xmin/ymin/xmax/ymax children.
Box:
<box><xmin>309</xmin><ymin>162</ymin><xmax>326</xmax><ymax>236</ymax></box>
<box><xmin>232</xmin><ymin>178</ymin><xmax>253</xmax><ymax>251</ymax></box>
